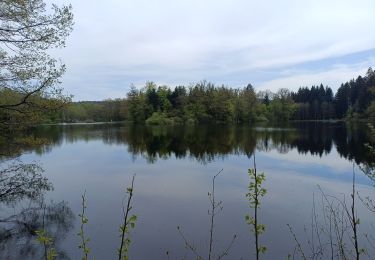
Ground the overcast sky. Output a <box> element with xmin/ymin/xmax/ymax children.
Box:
<box><xmin>51</xmin><ymin>0</ymin><xmax>375</xmax><ymax>101</ymax></box>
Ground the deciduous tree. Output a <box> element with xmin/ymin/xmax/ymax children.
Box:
<box><xmin>0</xmin><ymin>0</ymin><xmax>74</xmax><ymax>133</ymax></box>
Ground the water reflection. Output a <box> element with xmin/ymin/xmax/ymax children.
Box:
<box><xmin>0</xmin><ymin>160</ymin><xmax>74</xmax><ymax>259</ymax></box>
<box><xmin>1</xmin><ymin>122</ymin><xmax>373</xmax><ymax>259</ymax></box>
<box><xmin>27</xmin><ymin>122</ymin><xmax>375</xmax><ymax>166</ymax></box>
<box><xmin>0</xmin><ymin>160</ymin><xmax>52</xmax><ymax>203</ymax></box>
<box><xmin>0</xmin><ymin>199</ymin><xmax>74</xmax><ymax>259</ymax></box>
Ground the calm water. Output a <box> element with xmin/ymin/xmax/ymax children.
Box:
<box><xmin>1</xmin><ymin>122</ymin><xmax>375</xmax><ymax>259</ymax></box>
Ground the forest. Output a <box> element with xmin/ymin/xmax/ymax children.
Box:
<box><xmin>2</xmin><ymin>68</ymin><xmax>375</xmax><ymax>125</ymax></box>
<box><xmin>130</xmin><ymin>68</ymin><xmax>375</xmax><ymax>124</ymax></box>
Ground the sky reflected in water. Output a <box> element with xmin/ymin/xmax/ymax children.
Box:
<box><xmin>2</xmin><ymin>122</ymin><xmax>375</xmax><ymax>259</ymax></box>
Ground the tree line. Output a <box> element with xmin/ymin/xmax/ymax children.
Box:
<box><xmin>3</xmin><ymin>68</ymin><xmax>375</xmax><ymax>126</ymax></box>
<box><xmin>115</xmin><ymin>68</ymin><xmax>375</xmax><ymax>124</ymax></box>
<box><xmin>126</xmin><ymin>68</ymin><xmax>375</xmax><ymax>124</ymax></box>
<box><xmin>58</xmin><ymin>100</ymin><xmax>128</xmax><ymax>123</ymax></box>
<box><xmin>293</xmin><ymin>68</ymin><xmax>375</xmax><ymax>120</ymax></box>
<box><xmin>1</xmin><ymin>0</ymin><xmax>374</xmax><ymax>129</ymax></box>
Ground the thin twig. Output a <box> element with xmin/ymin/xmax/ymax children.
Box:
<box><xmin>177</xmin><ymin>226</ymin><xmax>204</xmax><ymax>260</ymax></box>
<box><xmin>208</xmin><ymin>169</ymin><xmax>223</xmax><ymax>260</ymax></box>
<box><xmin>287</xmin><ymin>224</ymin><xmax>307</xmax><ymax>260</ymax></box>
<box><xmin>351</xmin><ymin>163</ymin><xmax>360</xmax><ymax>260</ymax></box>
<box><xmin>217</xmin><ymin>234</ymin><xmax>237</xmax><ymax>260</ymax></box>
<box><xmin>118</xmin><ymin>174</ymin><xmax>136</xmax><ymax>260</ymax></box>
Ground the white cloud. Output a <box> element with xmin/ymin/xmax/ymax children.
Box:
<box><xmin>50</xmin><ymin>0</ymin><xmax>375</xmax><ymax>99</ymax></box>
<box><xmin>258</xmin><ymin>59</ymin><xmax>375</xmax><ymax>92</ymax></box>
<box><xmin>261</xmin><ymin>148</ymin><xmax>352</xmax><ymax>172</ymax></box>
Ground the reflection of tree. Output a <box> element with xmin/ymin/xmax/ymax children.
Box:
<box><xmin>0</xmin><ymin>159</ymin><xmax>73</xmax><ymax>259</ymax></box>
<box><xmin>0</xmin><ymin>200</ymin><xmax>74</xmax><ymax>259</ymax></box>
<box><xmin>0</xmin><ymin>160</ymin><xmax>52</xmax><ymax>203</ymax></box>
<box><xmin>334</xmin><ymin>122</ymin><xmax>375</xmax><ymax>165</ymax></box>
<box><xmin>10</xmin><ymin>122</ymin><xmax>375</xmax><ymax>165</ymax></box>
<box><xmin>289</xmin><ymin>122</ymin><xmax>333</xmax><ymax>156</ymax></box>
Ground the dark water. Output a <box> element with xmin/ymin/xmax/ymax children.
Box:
<box><xmin>1</xmin><ymin>122</ymin><xmax>375</xmax><ymax>259</ymax></box>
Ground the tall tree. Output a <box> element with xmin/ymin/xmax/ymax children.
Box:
<box><xmin>0</xmin><ymin>0</ymin><xmax>73</xmax><ymax>133</ymax></box>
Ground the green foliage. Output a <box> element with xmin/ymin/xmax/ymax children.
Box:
<box><xmin>78</xmin><ymin>192</ymin><xmax>90</xmax><ymax>260</ymax></box>
<box><xmin>59</xmin><ymin>99</ymin><xmax>128</xmax><ymax>123</ymax></box>
<box><xmin>335</xmin><ymin>69</ymin><xmax>375</xmax><ymax>119</ymax></box>
<box><xmin>127</xmin><ymin>81</ymin><xmax>272</xmax><ymax>125</ymax></box>
<box><xmin>128</xmin><ymin>69</ymin><xmax>375</xmax><ymax>124</ymax></box>
<box><xmin>145</xmin><ymin>112</ymin><xmax>173</xmax><ymax>125</ymax></box>
<box><xmin>268</xmin><ymin>89</ymin><xmax>297</xmax><ymax>122</ymax></box>
<box><xmin>0</xmin><ymin>88</ymin><xmax>71</xmax><ymax>128</ymax></box>
<box><xmin>366</xmin><ymin>100</ymin><xmax>375</xmax><ymax>119</ymax></box>
<box><xmin>292</xmin><ymin>84</ymin><xmax>335</xmax><ymax>120</ymax></box>
<box><xmin>0</xmin><ymin>0</ymin><xmax>73</xmax><ymax>132</ymax></box>
<box><xmin>118</xmin><ymin>214</ymin><xmax>137</xmax><ymax>260</ymax></box>
<box><xmin>246</xmin><ymin>169</ymin><xmax>267</xmax><ymax>208</ymax></box>
<box><xmin>9</xmin><ymin>68</ymin><xmax>374</xmax><ymax>125</ymax></box>
<box><xmin>35</xmin><ymin>230</ymin><xmax>58</xmax><ymax>260</ymax></box>
<box><xmin>245</xmin><ymin>161</ymin><xmax>267</xmax><ymax>259</ymax></box>
<box><xmin>245</xmin><ymin>215</ymin><xmax>266</xmax><ymax>234</ymax></box>
<box><xmin>118</xmin><ymin>175</ymin><xmax>137</xmax><ymax>260</ymax></box>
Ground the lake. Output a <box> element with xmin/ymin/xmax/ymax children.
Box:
<box><xmin>1</xmin><ymin>122</ymin><xmax>375</xmax><ymax>259</ymax></box>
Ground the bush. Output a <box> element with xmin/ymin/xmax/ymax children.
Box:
<box><xmin>185</xmin><ymin>117</ymin><xmax>197</xmax><ymax>125</ymax></box>
<box><xmin>169</xmin><ymin>116</ymin><xmax>183</xmax><ymax>125</ymax></box>
<box><xmin>255</xmin><ymin>115</ymin><xmax>269</xmax><ymax>122</ymax></box>
<box><xmin>145</xmin><ymin>112</ymin><xmax>172</xmax><ymax>125</ymax></box>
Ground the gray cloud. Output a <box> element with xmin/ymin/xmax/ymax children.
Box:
<box><xmin>51</xmin><ymin>0</ymin><xmax>375</xmax><ymax>100</ymax></box>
